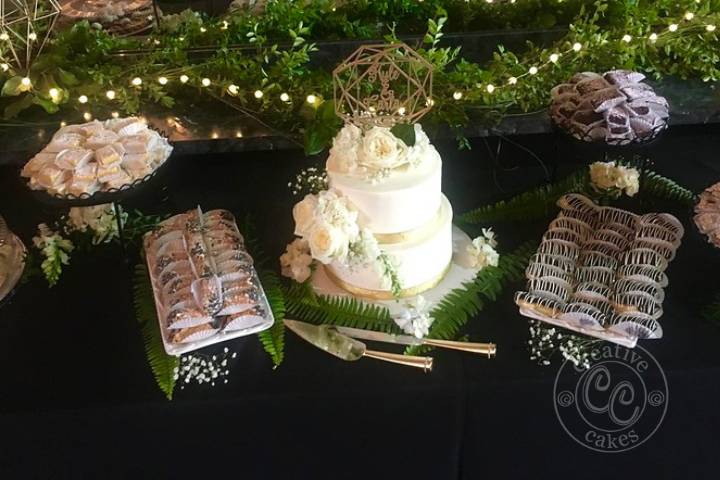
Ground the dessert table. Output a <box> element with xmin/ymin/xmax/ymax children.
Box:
<box><xmin>1</xmin><ymin>125</ymin><xmax>720</xmax><ymax>479</ymax></box>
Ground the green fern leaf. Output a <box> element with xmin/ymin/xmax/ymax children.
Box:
<box><xmin>642</xmin><ymin>170</ymin><xmax>696</xmax><ymax>207</ymax></box>
<box><xmin>458</xmin><ymin>170</ymin><xmax>589</xmax><ymax>224</ymax></box>
<box><xmin>406</xmin><ymin>241</ymin><xmax>535</xmax><ymax>355</ymax></box>
<box><xmin>133</xmin><ymin>263</ymin><xmax>178</xmax><ymax>400</ymax></box>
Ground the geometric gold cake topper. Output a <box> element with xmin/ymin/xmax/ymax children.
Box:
<box><xmin>333</xmin><ymin>42</ymin><xmax>434</xmax><ymax>128</ymax></box>
<box><xmin>0</xmin><ymin>0</ymin><xmax>61</xmax><ymax>72</ymax></box>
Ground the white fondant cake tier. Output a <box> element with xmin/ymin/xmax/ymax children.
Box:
<box><xmin>327</xmin><ymin>148</ymin><xmax>442</xmax><ymax>234</ymax></box>
<box><xmin>327</xmin><ymin>195</ymin><xmax>453</xmax><ymax>297</ymax></box>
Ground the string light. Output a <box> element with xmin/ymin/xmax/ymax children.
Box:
<box><xmin>83</xmin><ymin>112</ymin><xmax>92</xmax><ymax>121</ymax></box>
<box><xmin>707</xmin><ymin>24</ymin><xmax>717</xmax><ymax>32</ymax></box>
<box><xmin>111</xmin><ymin>112</ymin><xmax>119</xmax><ymax>118</ymax></box>
<box><xmin>21</xmin><ymin>77</ymin><xmax>31</xmax><ymax>87</ymax></box>
<box><xmin>180</xmin><ymin>74</ymin><xmax>189</xmax><ymax>83</ymax></box>
<box><xmin>0</xmin><ymin>33</ymin><xmax>8</xmax><ymax>41</ymax></box>
<box><xmin>622</xmin><ymin>34</ymin><xmax>632</xmax><ymax>42</ymax></box>
<box><xmin>397</xmin><ymin>106</ymin><xmax>406</xmax><ymax>115</ymax></box>
<box><xmin>60</xmin><ymin>121</ymin><xmax>67</xmax><ymax>127</ymax></box>
<box><xmin>254</xmin><ymin>90</ymin><xmax>263</xmax><ymax>99</ymax></box>
<box><xmin>221</xmin><ymin>21</ymin><xmax>229</xmax><ymax>30</ymax></box>
<box><xmin>306</xmin><ymin>94</ymin><xmax>317</xmax><ymax>104</ymax></box>
<box><xmin>280</xmin><ymin>92</ymin><xmax>290</xmax><ymax>102</ymax></box>
<box><xmin>131</xmin><ymin>77</ymin><xmax>142</xmax><ymax>86</ymax></box>
<box><xmin>49</xmin><ymin>88</ymin><xmax>60</xmax><ymax>101</ymax></box>
<box><xmin>211</xmin><ymin>131</ymin><xmax>219</xmax><ymax>139</ymax></box>
<box><xmin>235</xmin><ymin>131</ymin><xmax>243</xmax><ymax>138</ymax></box>
<box><xmin>201</xmin><ymin>78</ymin><xmax>211</xmax><ymax>87</ymax></box>
<box><xmin>452</xmin><ymin>91</ymin><xmax>463</xmax><ymax>100</ymax></box>
<box><xmin>228</xmin><ymin>84</ymin><xmax>239</xmax><ymax>95</ymax></box>
<box><xmin>158</xmin><ymin>76</ymin><xmax>168</xmax><ymax>85</ymax></box>
<box><xmin>28</xmin><ymin>32</ymin><xmax>37</xmax><ymax>41</ymax></box>
<box><xmin>1</xmin><ymin>62</ymin><xmax>9</xmax><ymax>72</ymax></box>
<box><xmin>649</xmin><ymin>33</ymin><xmax>658</xmax><ymax>42</ymax></box>
<box><xmin>106</xmin><ymin>90</ymin><xmax>116</xmax><ymax>100</ymax></box>
<box><xmin>426</xmin><ymin>98</ymin><xmax>435</xmax><ymax>107</ymax></box>
<box><xmin>668</xmin><ymin>24</ymin><xmax>678</xmax><ymax>32</ymax></box>
<box><xmin>200</xmin><ymin>27</ymin><xmax>207</xmax><ymax>33</ymax></box>
<box><xmin>572</xmin><ymin>42</ymin><xmax>582</xmax><ymax>51</ymax></box>
<box><xmin>78</xmin><ymin>95</ymin><xmax>88</xmax><ymax>104</ymax></box>
<box><xmin>685</xmin><ymin>12</ymin><xmax>694</xmax><ymax>21</ymax></box>
<box><xmin>486</xmin><ymin>84</ymin><xmax>495</xmax><ymax>93</ymax></box>
<box><xmin>508</xmin><ymin>76</ymin><xmax>518</xmax><ymax>85</ymax></box>
<box><xmin>549</xmin><ymin>53</ymin><xmax>560</xmax><ymax>63</ymax></box>
<box><xmin>528</xmin><ymin>66</ymin><xmax>538</xmax><ymax>75</ymax></box>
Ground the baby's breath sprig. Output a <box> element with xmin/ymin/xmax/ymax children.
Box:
<box><xmin>287</xmin><ymin>166</ymin><xmax>328</xmax><ymax>196</ymax></box>
<box><xmin>528</xmin><ymin>320</ymin><xmax>599</xmax><ymax>369</ymax></box>
<box><xmin>174</xmin><ymin>347</ymin><xmax>237</xmax><ymax>388</ymax></box>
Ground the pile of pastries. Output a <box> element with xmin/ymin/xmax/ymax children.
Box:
<box><xmin>60</xmin><ymin>0</ymin><xmax>158</xmax><ymax>36</ymax></box>
<box><xmin>550</xmin><ymin>70</ymin><xmax>669</xmax><ymax>144</ymax></box>
<box><xmin>144</xmin><ymin>208</ymin><xmax>273</xmax><ymax>346</ymax></box>
<box><xmin>21</xmin><ymin>117</ymin><xmax>172</xmax><ymax>197</ymax></box>
<box><xmin>694</xmin><ymin>182</ymin><xmax>720</xmax><ymax>248</ymax></box>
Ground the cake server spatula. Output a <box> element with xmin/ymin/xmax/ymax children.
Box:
<box><xmin>284</xmin><ymin>319</ymin><xmax>433</xmax><ymax>372</ymax></box>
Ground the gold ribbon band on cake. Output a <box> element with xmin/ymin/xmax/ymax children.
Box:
<box><xmin>324</xmin><ymin>263</ymin><xmax>451</xmax><ymax>300</ymax></box>
<box><xmin>372</xmin><ymin>204</ymin><xmax>445</xmax><ymax>245</ymax></box>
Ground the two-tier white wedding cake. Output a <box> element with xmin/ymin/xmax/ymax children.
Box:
<box><xmin>282</xmin><ymin>123</ymin><xmax>453</xmax><ymax>299</ymax></box>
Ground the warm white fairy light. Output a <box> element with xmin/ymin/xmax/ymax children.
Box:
<box><xmin>508</xmin><ymin>76</ymin><xmax>518</xmax><ymax>85</ymax></box>
<box><xmin>486</xmin><ymin>84</ymin><xmax>495</xmax><ymax>93</ymax></box>
<box><xmin>622</xmin><ymin>34</ymin><xmax>632</xmax><ymax>42</ymax></box>
<box><xmin>235</xmin><ymin>130</ymin><xmax>243</xmax><ymax>138</ymax></box>
<box><xmin>158</xmin><ymin>76</ymin><xmax>168</xmax><ymax>85</ymax></box>
<box><xmin>180</xmin><ymin>74</ymin><xmax>189</xmax><ymax>83</ymax></box>
<box><xmin>649</xmin><ymin>33</ymin><xmax>658</xmax><ymax>42</ymax></box>
<box><xmin>132</xmin><ymin>77</ymin><xmax>142</xmax><ymax>86</ymax></box>
<box><xmin>707</xmin><ymin>24</ymin><xmax>716</xmax><ymax>32</ymax></box>
<box><xmin>397</xmin><ymin>106</ymin><xmax>406</xmax><ymax>115</ymax></box>
<box><xmin>306</xmin><ymin>94</ymin><xmax>317</xmax><ymax>104</ymax></box>
<box><xmin>280</xmin><ymin>92</ymin><xmax>290</xmax><ymax>102</ymax></box>
<box><xmin>78</xmin><ymin>95</ymin><xmax>88</xmax><ymax>104</ymax></box>
<box><xmin>529</xmin><ymin>66</ymin><xmax>538</xmax><ymax>75</ymax></box>
<box><xmin>426</xmin><ymin>98</ymin><xmax>435</xmax><ymax>107</ymax></box>
<box><xmin>21</xmin><ymin>77</ymin><xmax>31</xmax><ymax>87</ymax></box>
<box><xmin>201</xmin><ymin>78</ymin><xmax>211</xmax><ymax>87</ymax></box>
<box><xmin>668</xmin><ymin>23</ymin><xmax>678</xmax><ymax>32</ymax></box>
<box><xmin>685</xmin><ymin>12</ymin><xmax>694</xmax><ymax>21</ymax></box>
<box><xmin>111</xmin><ymin>111</ymin><xmax>119</xmax><ymax>118</ymax></box>
<box><xmin>453</xmin><ymin>91</ymin><xmax>463</xmax><ymax>100</ymax></box>
<box><xmin>83</xmin><ymin>112</ymin><xmax>92</xmax><ymax>121</ymax></box>
<box><xmin>153</xmin><ymin>39</ymin><xmax>160</xmax><ymax>46</ymax></box>
<box><xmin>0</xmin><ymin>63</ymin><xmax>9</xmax><ymax>72</ymax></box>
<box><xmin>49</xmin><ymin>88</ymin><xmax>60</xmax><ymax>100</ymax></box>
<box><xmin>28</xmin><ymin>32</ymin><xmax>37</xmax><ymax>41</ymax></box>
<box><xmin>0</xmin><ymin>33</ymin><xmax>9</xmax><ymax>41</ymax></box>
<box><xmin>106</xmin><ymin>90</ymin><xmax>116</xmax><ymax>100</ymax></box>
<box><xmin>211</xmin><ymin>131</ymin><xmax>219</xmax><ymax>139</ymax></box>
<box><xmin>228</xmin><ymin>84</ymin><xmax>239</xmax><ymax>95</ymax></box>
<box><xmin>200</xmin><ymin>27</ymin><xmax>207</xmax><ymax>33</ymax></box>
<box><xmin>254</xmin><ymin>89</ymin><xmax>263</xmax><ymax>99</ymax></box>
<box><xmin>221</xmin><ymin>21</ymin><xmax>229</xmax><ymax>30</ymax></box>
<box><xmin>572</xmin><ymin>42</ymin><xmax>582</xmax><ymax>51</ymax></box>
<box><xmin>60</xmin><ymin>121</ymin><xmax>66</xmax><ymax>127</ymax></box>
<box><xmin>549</xmin><ymin>53</ymin><xmax>559</xmax><ymax>63</ymax></box>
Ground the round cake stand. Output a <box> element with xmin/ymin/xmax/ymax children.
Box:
<box><xmin>311</xmin><ymin>226</ymin><xmax>482</xmax><ymax>316</ymax></box>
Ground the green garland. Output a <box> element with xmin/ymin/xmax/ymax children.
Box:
<box><xmin>1</xmin><ymin>0</ymin><xmax>719</xmax><ymax>152</ymax></box>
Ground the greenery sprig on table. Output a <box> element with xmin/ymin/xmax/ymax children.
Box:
<box><xmin>1</xmin><ymin>0</ymin><xmax>719</xmax><ymax>152</ymax></box>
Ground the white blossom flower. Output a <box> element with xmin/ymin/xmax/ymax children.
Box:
<box><xmin>66</xmin><ymin>204</ymin><xmax>124</xmax><ymax>244</ymax></box>
<box><xmin>467</xmin><ymin>228</ymin><xmax>500</xmax><ymax>269</ymax></box>
<box><xmin>279</xmin><ymin>238</ymin><xmax>313</xmax><ymax>283</ymax></box>
<box><xmin>327</xmin><ymin>124</ymin><xmax>362</xmax><ymax>174</ymax></box>
<box><xmin>393</xmin><ymin>295</ymin><xmax>433</xmax><ymax>338</ymax></box>
<box><xmin>357</xmin><ymin>127</ymin><xmax>409</xmax><ymax>171</ymax></box>
<box><xmin>589</xmin><ymin>161</ymin><xmax>640</xmax><ymax>197</ymax></box>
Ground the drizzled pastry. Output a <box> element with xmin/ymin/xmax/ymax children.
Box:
<box><xmin>21</xmin><ymin>116</ymin><xmax>172</xmax><ymax>196</ymax></box>
<box><xmin>550</xmin><ymin>70</ymin><xmax>669</xmax><ymax>144</ymax></box>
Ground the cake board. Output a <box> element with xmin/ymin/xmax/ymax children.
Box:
<box><xmin>311</xmin><ymin>226</ymin><xmax>482</xmax><ymax>315</ymax></box>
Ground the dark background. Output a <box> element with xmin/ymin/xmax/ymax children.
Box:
<box><xmin>1</xmin><ymin>126</ymin><xmax>720</xmax><ymax>478</ymax></box>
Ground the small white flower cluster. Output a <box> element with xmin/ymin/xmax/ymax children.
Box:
<box><xmin>347</xmin><ymin>229</ymin><xmax>381</xmax><ymax>269</ymax></box>
<box><xmin>589</xmin><ymin>161</ymin><xmax>640</xmax><ymax>197</ymax></box>
<box><xmin>467</xmin><ymin>228</ymin><xmax>500</xmax><ymax>269</ymax></box>
<box><xmin>393</xmin><ymin>295</ymin><xmax>434</xmax><ymax>339</ymax></box>
<box><xmin>174</xmin><ymin>347</ymin><xmax>237</xmax><ymax>388</ymax></box>
<box><xmin>527</xmin><ymin>320</ymin><xmax>595</xmax><ymax>369</ymax></box>
<box><xmin>32</xmin><ymin>223</ymin><xmax>74</xmax><ymax>256</ymax></box>
<box><xmin>66</xmin><ymin>203</ymin><xmax>126</xmax><ymax>244</ymax></box>
<box><xmin>291</xmin><ymin>189</ymin><xmax>361</xmax><ymax>265</ymax></box>
<box><xmin>279</xmin><ymin>238</ymin><xmax>313</xmax><ymax>283</ymax></box>
<box><xmin>326</xmin><ymin>123</ymin><xmax>433</xmax><ymax>180</ymax></box>
<box><xmin>287</xmin><ymin>166</ymin><xmax>328</xmax><ymax>196</ymax></box>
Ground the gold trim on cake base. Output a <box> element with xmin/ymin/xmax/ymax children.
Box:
<box><xmin>324</xmin><ymin>263</ymin><xmax>451</xmax><ymax>300</ymax></box>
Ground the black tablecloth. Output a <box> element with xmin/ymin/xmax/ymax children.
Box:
<box><xmin>1</xmin><ymin>126</ymin><xmax>720</xmax><ymax>479</ymax></box>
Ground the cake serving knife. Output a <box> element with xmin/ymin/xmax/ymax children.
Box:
<box><xmin>284</xmin><ymin>319</ymin><xmax>433</xmax><ymax>372</ymax></box>
<box><xmin>331</xmin><ymin>325</ymin><xmax>497</xmax><ymax>357</ymax></box>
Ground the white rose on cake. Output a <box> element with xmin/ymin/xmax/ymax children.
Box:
<box><xmin>308</xmin><ymin>223</ymin><xmax>349</xmax><ymax>264</ymax></box>
<box><xmin>357</xmin><ymin>127</ymin><xmax>409</xmax><ymax>170</ymax></box>
<box><xmin>292</xmin><ymin>194</ymin><xmax>319</xmax><ymax>236</ymax></box>
<box><xmin>327</xmin><ymin>124</ymin><xmax>362</xmax><ymax>174</ymax></box>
